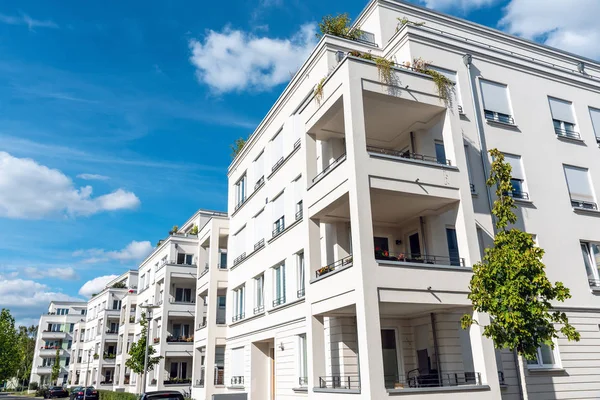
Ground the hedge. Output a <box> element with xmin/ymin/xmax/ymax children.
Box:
<box><xmin>98</xmin><ymin>390</ymin><xmax>138</xmax><ymax>400</ymax></box>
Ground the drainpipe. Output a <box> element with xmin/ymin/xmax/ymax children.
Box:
<box><xmin>463</xmin><ymin>53</ymin><xmax>526</xmax><ymax>400</ymax></box>
<box><xmin>430</xmin><ymin>313</ymin><xmax>442</xmax><ymax>386</ymax></box>
<box><xmin>419</xmin><ymin>217</ymin><xmax>428</xmax><ymax>256</ymax></box>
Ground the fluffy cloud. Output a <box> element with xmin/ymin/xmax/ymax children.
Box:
<box><xmin>500</xmin><ymin>0</ymin><xmax>600</xmax><ymax>60</ymax></box>
<box><xmin>78</xmin><ymin>275</ymin><xmax>119</xmax><ymax>297</ymax></box>
<box><xmin>0</xmin><ymin>277</ymin><xmax>82</xmax><ymax>325</ymax></box>
<box><xmin>77</xmin><ymin>173</ymin><xmax>109</xmax><ymax>181</ymax></box>
<box><xmin>189</xmin><ymin>23</ymin><xmax>317</xmax><ymax>93</ymax></box>
<box><xmin>0</xmin><ymin>152</ymin><xmax>140</xmax><ymax>219</ymax></box>
<box><xmin>74</xmin><ymin>240</ymin><xmax>153</xmax><ymax>264</ymax></box>
<box><xmin>23</xmin><ymin>266</ymin><xmax>79</xmax><ymax>280</ymax></box>
<box><xmin>420</xmin><ymin>0</ymin><xmax>498</xmax><ymax>12</ymax></box>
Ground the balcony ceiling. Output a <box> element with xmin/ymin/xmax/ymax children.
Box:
<box><xmin>379</xmin><ymin>302</ymin><xmax>469</xmax><ymax>318</ymax></box>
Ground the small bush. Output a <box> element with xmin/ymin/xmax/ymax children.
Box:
<box><xmin>98</xmin><ymin>390</ymin><xmax>138</xmax><ymax>400</ymax></box>
<box><xmin>28</xmin><ymin>382</ymin><xmax>39</xmax><ymax>390</ymax></box>
<box><xmin>35</xmin><ymin>388</ymin><xmax>48</xmax><ymax>397</ymax></box>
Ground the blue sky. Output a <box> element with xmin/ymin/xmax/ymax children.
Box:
<box><xmin>0</xmin><ymin>0</ymin><xmax>596</xmax><ymax>326</ymax></box>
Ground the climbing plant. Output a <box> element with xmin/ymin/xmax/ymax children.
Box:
<box><xmin>396</xmin><ymin>16</ymin><xmax>425</xmax><ymax>31</ymax></box>
<box><xmin>314</xmin><ymin>77</ymin><xmax>326</xmax><ymax>105</ymax></box>
<box><xmin>411</xmin><ymin>57</ymin><xmax>453</xmax><ymax>107</ymax></box>
<box><xmin>375</xmin><ymin>57</ymin><xmax>395</xmax><ymax>85</ymax></box>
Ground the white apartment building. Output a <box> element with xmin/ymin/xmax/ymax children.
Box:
<box><xmin>133</xmin><ymin>209</ymin><xmax>227</xmax><ymax>395</ymax></box>
<box><xmin>31</xmin><ymin>301</ymin><xmax>88</xmax><ymax>387</ymax></box>
<box><xmin>67</xmin><ymin>271</ymin><xmax>138</xmax><ymax>389</ymax></box>
<box><xmin>221</xmin><ymin>1</ymin><xmax>600</xmax><ymax>400</ymax></box>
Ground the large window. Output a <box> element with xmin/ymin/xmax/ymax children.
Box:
<box><xmin>273</xmin><ymin>264</ymin><xmax>286</xmax><ymax>307</ymax></box>
<box><xmin>581</xmin><ymin>241</ymin><xmax>600</xmax><ymax>287</ymax></box>
<box><xmin>564</xmin><ymin>165</ymin><xmax>597</xmax><ymax>209</ymax></box>
<box><xmin>169</xmin><ymin>361</ymin><xmax>188</xmax><ymax>380</ymax></box>
<box><xmin>271</xmin><ymin>130</ymin><xmax>284</xmax><ymax>171</ymax></box>
<box><xmin>298</xmin><ymin>334</ymin><xmax>308</xmax><ymax>386</ymax></box>
<box><xmin>253</xmin><ymin>151</ymin><xmax>265</xmax><ymax>189</ymax></box>
<box><xmin>297</xmin><ymin>253</ymin><xmax>305</xmax><ymax>298</ymax></box>
<box><xmin>272</xmin><ymin>193</ymin><xmax>285</xmax><ymax>237</ymax></box>
<box><xmin>253</xmin><ymin>210</ymin><xmax>265</xmax><ymax>250</ymax></box>
<box><xmin>434</xmin><ymin>141</ymin><xmax>447</xmax><ymax>165</ymax></box>
<box><xmin>233</xmin><ymin>226</ymin><xmax>247</xmax><ymax>264</ymax></box>
<box><xmin>216</xmin><ymin>296</ymin><xmax>226</xmax><ymax>324</ymax></box>
<box><xmin>504</xmin><ymin>154</ymin><xmax>528</xmax><ymax>200</ymax></box>
<box><xmin>589</xmin><ymin>107</ymin><xmax>600</xmax><ymax>143</ymax></box>
<box><xmin>526</xmin><ymin>343</ymin><xmax>560</xmax><ymax>369</ymax></box>
<box><xmin>480</xmin><ymin>80</ymin><xmax>513</xmax><ymax>124</ymax></box>
<box><xmin>254</xmin><ymin>274</ymin><xmax>264</xmax><ymax>314</ymax></box>
<box><xmin>294</xmin><ymin>175</ymin><xmax>303</xmax><ymax>221</ymax></box>
<box><xmin>235</xmin><ymin>174</ymin><xmax>247</xmax><ymax>209</ymax></box>
<box><xmin>176</xmin><ymin>253</ymin><xmax>194</xmax><ymax>265</ymax></box>
<box><xmin>230</xmin><ymin>347</ymin><xmax>244</xmax><ymax>385</ymax></box>
<box><xmin>174</xmin><ymin>288</ymin><xmax>192</xmax><ymax>303</ymax></box>
<box><xmin>549</xmin><ymin>97</ymin><xmax>578</xmax><ymax>139</ymax></box>
<box><xmin>233</xmin><ymin>286</ymin><xmax>245</xmax><ymax>321</ymax></box>
<box><xmin>215</xmin><ymin>346</ymin><xmax>225</xmax><ymax>385</ymax></box>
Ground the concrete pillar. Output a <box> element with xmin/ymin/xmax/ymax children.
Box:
<box><xmin>469</xmin><ymin>311</ymin><xmax>500</xmax><ymax>392</ymax></box>
<box><xmin>308</xmin><ymin>315</ymin><xmax>326</xmax><ymax>389</ymax></box>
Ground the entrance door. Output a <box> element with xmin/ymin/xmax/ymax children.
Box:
<box><xmin>408</xmin><ymin>233</ymin><xmax>421</xmax><ymax>258</ymax></box>
<box><xmin>381</xmin><ymin>329</ymin><xmax>400</xmax><ymax>389</ymax></box>
<box><xmin>270</xmin><ymin>348</ymin><xmax>275</xmax><ymax>400</ymax></box>
<box><xmin>446</xmin><ymin>228</ymin><xmax>460</xmax><ymax>266</ymax></box>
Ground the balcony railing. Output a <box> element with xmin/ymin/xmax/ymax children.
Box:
<box><xmin>272</xmin><ymin>296</ymin><xmax>286</xmax><ymax>307</ymax></box>
<box><xmin>498</xmin><ymin>371</ymin><xmax>505</xmax><ymax>385</ymax></box>
<box><xmin>254</xmin><ymin>176</ymin><xmax>265</xmax><ymax>190</ymax></box>
<box><xmin>470</xmin><ymin>183</ymin><xmax>476</xmax><ymax>193</ymax></box>
<box><xmin>232</xmin><ymin>313</ymin><xmax>245</xmax><ymax>322</ymax></box>
<box><xmin>166</xmin><ymin>260</ymin><xmax>196</xmax><ymax>268</ymax></box>
<box><xmin>198</xmin><ymin>319</ymin><xmax>207</xmax><ymax>330</ymax></box>
<box><xmin>571</xmin><ymin>199</ymin><xmax>598</xmax><ymax>210</ymax></box>
<box><xmin>272</xmin><ymin>157</ymin><xmax>284</xmax><ymax>172</ymax></box>
<box><xmin>297</xmin><ymin>288</ymin><xmax>305</xmax><ymax>298</ymax></box>
<box><xmin>254</xmin><ymin>238</ymin><xmax>265</xmax><ymax>251</ymax></box>
<box><xmin>313</xmin><ymin>153</ymin><xmax>346</xmax><ymax>183</ymax></box>
<box><xmin>253</xmin><ymin>305</ymin><xmax>264</xmax><ymax>315</ymax></box>
<box><xmin>200</xmin><ymin>265</ymin><xmax>209</xmax><ymax>278</ymax></box>
<box><xmin>272</xmin><ymin>220</ymin><xmax>285</xmax><ymax>238</ymax></box>
<box><xmin>316</xmin><ymin>255</ymin><xmax>353</xmax><ymax>278</ymax></box>
<box><xmin>298</xmin><ymin>377</ymin><xmax>308</xmax><ymax>386</ymax></box>
<box><xmin>231</xmin><ymin>376</ymin><xmax>244</xmax><ymax>386</ymax></box>
<box><xmin>233</xmin><ymin>253</ymin><xmax>246</xmax><ymax>266</ymax></box>
<box><xmin>505</xmin><ymin>190</ymin><xmax>529</xmax><ymax>200</ymax></box>
<box><xmin>319</xmin><ymin>375</ymin><xmax>360</xmax><ymax>389</ymax></box>
<box><xmin>166</xmin><ymin>335</ymin><xmax>194</xmax><ymax>343</ymax></box>
<box><xmin>589</xmin><ymin>279</ymin><xmax>600</xmax><ymax>288</ymax></box>
<box><xmin>234</xmin><ymin>198</ymin><xmax>246</xmax><ymax>211</ymax></box>
<box><xmin>388</xmin><ymin>371</ymin><xmax>482</xmax><ymax>389</ymax></box>
<box><xmin>163</xmin><ymin>378</ymin><xmax>191</xmax><ymax>385</ymax></box>
<box><xmin>555</xmin><ymin>127</ymin><xmax>581</xmax><ymax>140</ymax></box>
<box><xmin>484</xmin><ymin>110</ymin><xmax>514</xmax><ymax>125</ymax></box>
<box><xmin>105</xmin><ymin>329</ymin><xmax>118</xmax><ymax>334</ymax></box>
<box><xmin>169</xmin><ymin>299</ymin><xmax>195</xmax><ymax>305</ymax></box>
<box><xmin>367</xmin><ymin>145</ymin><xmax>451</xmax><ymax>166</ymax></box>
<box><xmin>295</xmin><ymin>208</ymin><xmax>303</xmax><ymax>221</ymax></box>
<box><xmin>195</xmin><ymin>379</ymin><xmax>205</xmax><ymax>388</ymax></box>
<box><xmin>375</xmin><ymin>251</ymin><xmax>464</xmax><ymax>267</ymax></box>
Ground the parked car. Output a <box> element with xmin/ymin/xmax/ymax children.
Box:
<box><xmin>45</xmin><ymin>387</ymin><xmax>69</xmax><ymax>399</ymax></box>
<box><xmin>69</xmin><ymin>386</ymin><xmax>98</xmax><ymax>400</ymax></box>
<box><xmin>140</xmin><ymin>391</ymin><xmax>185</xmax><ymax>400</ymax></box>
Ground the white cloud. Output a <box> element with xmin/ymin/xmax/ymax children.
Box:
<box><xmin>500</xmin><ymin>0</ymin><xmax>600</xmax><ymax>60</ymax></box>
<box><xmin>189</xmin><ymin>23</ymin><xmax>317</xmax><ymax>93</ymax></box>
<box><xmin>23</xmin><ymin>266</ymin><xmax>79</xmax><ymax>280</ymax></box>
<box><xmin>74</xmin><ymin>240</ymin><xmax>153</xmax><ymax>264</ymax></box>
<box><xmin>420</xmin><ymin>0</ymin><xmax>498</xmax><ymax>12</ymax></box>
<box><xmin>77</xmin><ymin>173</ymin><xmax>109</xmax><ymax>181</ymax></box>
<box><xmin>0</xmin><ymin>12</ymin><xmax>58</xmax><ymax>30</ymax></box>
<box><xmin>78</xmin><ymin>275</ymin><xmax>118</xmax><ymax>297</ymax></box>
<box><xmin>0</xmin><ymin>277</ymin><xmax>82</xmax><ymax>324</ymax></box>
<box><xmin>0</xmin><ymin>152</ymin><xmax>140</xmax><ymax>219</ymax></box>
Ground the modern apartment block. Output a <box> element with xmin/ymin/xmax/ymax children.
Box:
<box><xmin>67</xmin><ymin>271</ymin><xmax>138</xmax><ymax>389</ymax></box>
<box><xmin>222</xmin><ymin>1</ymin><xmax>600</xmax><ymax>399</ymax></box>
<box><xmin>31</xmin><ymin>301</ymin><xmax>88</xmax><ymax>386</ymax></box>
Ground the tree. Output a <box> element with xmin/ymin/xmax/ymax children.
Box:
<box><xmin>316</xmin><ymin>13</ymin><xmax>363</xmax><ymax>40</ymax></box>
<box><xmin>0</xmin><ymin>309</ymin><xmax>20</xmax><ymax>385</ymax></box>
<box><xmin>16</xmin><ymin>325</ymin><xmax>37</xmax><ymax>385</ymax></box>
<box><xmin>461</xmin><ymin>149</ymin><xmax>580</xmax><ymax>359</ymax></box>
<box><xmin>126</xmin><ymin>313</ymin><xmax>162</xmax><ymax>374</ymax></box>
<box><xmin>51</xmin><ymin>349</ymin><xmax>60</xmax><ymax>384</ymax></box>
<box><xmin>230</xmin><ymin>137</ymin><xmax>246</xmax><ymax>159</ymax></box>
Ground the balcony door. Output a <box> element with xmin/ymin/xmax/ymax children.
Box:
<box><xmin>408</xmin><ymin>233</ymin><xmax>421</xmax><ymax>258</ymax></box>
<box><xmin>381</xmin><ymin>329</ymin><xmax>402</xmax><ymax>389</ymax></box>
<box><xmin>446</xmin><ymin>228</ymin><xmax>460</xmax><ymax>266</ymax></box>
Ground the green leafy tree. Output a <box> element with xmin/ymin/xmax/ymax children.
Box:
<box><xmin>51</xmin><ymin>349</ymin><xmax>60</xmax><ymax>383</ymax></box>
<box><xmin>17</xmin><ymin>325</ymin><xmax>37</xmax><ymax>385</ymax></box>
<box><xmin>126</xmin><ymin>313</ymin><xmax>162</xmax><ymax>374</ymax></box>
<box><xmin>316</xmin><ymin>13</ymin><xmax>363</xmax><ymax>40</ymax></box>
<box><xmin>461</xmin><ymin>149</ymin><xmax>580</xmax><ymax>359</ymax></box>
<box><xmin>0</xmin><ymin>309</ymin><xmax>20</xmax><ymax>385</ymax></box>
<box><xmin>230</xmin><ymin>137</ymin><xmax>246</xmax><ymax>159</ymax></box>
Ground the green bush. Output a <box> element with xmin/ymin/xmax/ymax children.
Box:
<box><xmin>35</xmin><ymin>388</ymin><xmax>48</xmax><ymax>397</ymax></box>
<box><xmin>98</xmin><ymin>390</ymin><xmax>138</xmax><ymax>400</ymax></box>
<box><xmin>28</xmin><ymin>382</ymin><xmax>39</xmax><ymax>391</ymax></box>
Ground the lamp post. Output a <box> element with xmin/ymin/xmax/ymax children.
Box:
<box><xmin>139</xmin><ymin>305</ymin><xmax>160</xmax><ymax>395</ymax></box>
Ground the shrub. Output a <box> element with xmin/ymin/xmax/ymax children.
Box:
<box><xmin>35</xmin><ymin>388</ymin><xmax>48</xmax><ymax>397</ymax></box>
<box><xmin>98</xmin><ymin>390</ymin><xmax>138</xmax><ymax>400</ymax></box>
<box><xmin>28</xmin><ymin>382</ymin><xmax>39</xmax><ymax>391</ymax></box>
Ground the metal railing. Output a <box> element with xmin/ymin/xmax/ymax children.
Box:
<box><xmin>166</xmin><ymin>336</ymin><xmax>194</xmax><ymax>343</ymax></box>
<box><xmin>232</xmin><ymin>313</ymin><xmax>245</xmax><ymax>322</ymax></box>
<box><xmin>313</xmin><ymin>153</ymin><xmax>346</xmax><ymax>183</ymax></box>
<box><xmin>163</xmin><ymin>379</ymin><xmax>191</xmax><ymax>385</ymax></box>
<box><xmin>375</xmin><ymin>251</ymin><xmax>464</xmax><ymax>267</ymax></box>
<box><xmin>505</xmin><ymin>190</ymin><xmax>530</xmax><ymax>200</ymax></box>
<box><xmin>195</xmin><ymin>379</ymin><xmax>205</xmax><ymax>388</ymax></box>
<box><xmin>105</xmin><ymin>330</ymin><xmax>118</xmax><ymax>334</ymax></box>
<box><xmin>165</xmin><ymin>259</ymin><xmax>196</xmax><ymax>268</ymax></box>
<box><xmin>233</xmin><ymin>253</ymin><xmax>246</xmax><ymax>266</ymax></box>
<box><xmin>484</xmin><ymin>110</ymin><xmax>514</xmax><ymax>125</ymax></box>
<box><xmin>200</xmin><ymin>266</ymin><xmax>209</xmax><ymax>278</ymax></box>
<box><xmin>272</xmin><ymin>157</ymin><xmax>284</xmax><ymax>172</ymax></box>
<box><xmin>254</xmin><ymin>238</ymin><xmax>265</xmax><ymax>251</ymax></box>
<box><xmin>198</xmin><ymin>319</ymin><xmax>207</xmax><ymax>330</ymax></box>
<box><xmin>254</xmin><ymin>176</ymin><xmax>265</xmax><ymax>190</ymax></box>
<box><xmin>298</xmin><ymin>377</ymin><xmax>308</xmax><ymax>386</ymax></box>
<box><xmin>571</xmin><ymin>199</ymin><xmax>598</xmax><ymax>210</ymax></box>
<box><xmin>231</xmin><ymin>376</ymin><xmax>244</xmax><ymax>386</ymax></box>
<box><xmin>272</xmin><ymin>219</ymin><xmax>285</xmax><ymax>238</ymax></box>
<box><xmin>367</xmin><ymin>145</ymin><xmax>452</xmax><ymax>166</ymax></box>
<box><xmin>588</xmin><ymin>279</ymin><xmax>600</xmax><ymax>288</ymax></box>
<box><xmin>295</xmin><ymin>208</ymin><xmax>303</xmax><ymax>221</ymax></box>
<box><xmin>319</xmin><ymin>375</ymin><xmax>360</xmax><ymax>389</ymax></box>
<box><xmin>498</xmin><ymin>371</ymin><xmax>505</xmax><ymax>385</ymax></box>
<box><xmin>389</xmin><ymin>371</ymin><xmax>481</xmax><ymax>389</ymax></box>
<box><xmin>297</xmin><ymin>288</ymin><xmax>305</xmax><ymax>298</ymax></box>
<box><xmin>294</xmin><ymin>138</ymin><xmax>301</xmax><ymax>149</ymax></box>
<box><xmin>272</xmin><ymin>296</ymin><xmax>286</xmax><ymax>307</ymax></box>
<box><xmin>316</xmin><ymin>255</ymin><xmax>353</xmax><ymax>278</ymax></box>
<box><xmin>169</xmin><ymin>299</ymin><xmax>195</xmax><ymax>304</ymax></box>
<box><xmin>470</xmin><ymin>183</ymin><xmax>476</xmax><ymax>193</ymax></box>
<box><xmin>253</xmin><ymin>305</ymin><xmax>264</xmax><ymax>315</ymax></box>
<box><xmin>555</xmin><ymin>127</ymin><xmax>581</xmax><ymax>140</ymax></box>
<box><xmin>234</xmin><ymin>198</ymin><xmax>246</xmax><ymax>211</ymax></box>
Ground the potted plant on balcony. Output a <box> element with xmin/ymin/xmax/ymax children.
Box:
<box><xmin>317</xmin><ymin>265</ymin><xmax>333</xmax><ymax>276</ymax></box>
<box><xmin>153</xmin><ymin>337</ymin><xmax>160</xmax><ymax>344</ymax></box>
<box><xmin>93</xmin><ymin>353</ymin><xmax>99</xmax><ymax>360</ymax></box>
<box><xmin>150</xmin><ymin>379</ymin><xmax>157</xmax><ymax>385</ymax></box>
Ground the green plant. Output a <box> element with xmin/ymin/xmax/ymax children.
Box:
<box><xmin>230</xmin><ymin>137</ymin><xmax>246</xmax><ymax>159</ymax></box>
<box><xmin>0</xmin><ymin>309</ymin><xmax>20</xmax><ymax>384</ymax></box>
<box><xmin>316</xmin><ymin>13</ymin><xmax>362</xmax><ymax>41</ymax></box>
<box><xmin>126</xmin><ymin>313</ymin><xmax>162</xmax><ymax>374</ymax></box>
<box><xmin>411</xmin><ymin>57</ymin><xmax>453</xmax><ymax>107</ymax></box>
<box><xmin>93</xmin><ymin>353</ymin><xmax>99</xmax><ymax>360</ymax></box>
<box><xmin>314</xmin><ymin>77</ymin><xmax>326</xmax><ymax>105</ymax></box>
<box><xmin>111</xmin><ymin>282</ymin><xmax>126</xmax><ymax>289</ymax></box>
<box><xmin>461</xmin><ymin>149</ymin><xmax>580</xmax><ymax>360</ymax></box>
<box><xmin>98</xmin><ymin>390</ymin><xmax>138</xmax><ymax>400</ymax></box>
<box><xmin>156</xmin><ymin>239</ymin><xmax>163</xmax><ymax>247</ymax></box>
<box><xmin>28</xmin><ymin>382</ymin><xmax>38</xmax><ymax>391</ymax></box>
<box><xmin>50</xmin><ymin>349</ymin><xmax>60</xmax><ymax>383</ymax></box>
<box><xmin>375</xmin><ymin>57</ymin><xmax>395</xmax><ymax>85</ymax></box>
<box><xmin>396</xmin><ymin>16</ymin><xmax>425</xmax><ymax>31</ymax></box>
<box><xmin>190</xmin><ymin>225</ymin><xmax>199</xmax><ymax>235</ymax></box>
<box><xmin>169</xmin><ymin>225</ymin><xmax>179</xmax><ymax>235</ymax></box>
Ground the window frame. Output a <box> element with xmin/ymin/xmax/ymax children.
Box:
<box><xmin>297</xmin><ymin>334</ymin><xmax>308</xmax><ymax>386</ymax></box>
<box><xmin>297</xmin><ymin>252</ymin><xmax>305</xmax><ymax>297</ymax></box>
<box><xmin>273</xmin><ymin>263</ymin><xmax>286</xmax><ymax>306</ymax></box>
<box><xmin>526</xmin><ymin>342</ymin><xmax>561</xmax><ymax>369</ymax></box>
<box><xmin>235</xmin><ymin>173</ymin><xmax>247</xmax><ymax>209</ymax></box>
<box><xmin>581</xmin><ymin>241</ymin><xmax>600</xmax><ymax>286</ymax></box>
<box><xmin>254</xmin><ymin>274</ymin><xmax>264</xmax><ymax>312</ymax></box>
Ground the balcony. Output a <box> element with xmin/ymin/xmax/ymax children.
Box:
<box><xmin>36</xmin><ymin>366</ymin><xmax>52</xmax><ymax>374</ymax></box>
<box><xmin>367</xmin><ymin>146</ymin><xmax>451</xmax><ymax>166</ymax></box>
<box><xmin>375</xmin><ymin>251</ymin><xmax>464</xmax><ymax>267</ymax></box>
<box><xmin>555</xmin><ymin>127</ymin><xmax>581</xmax><ymax>140</ymax></box>
<box><xmin>316</xmin><ymin>255</ymin><xmax>353</xmax><ymax>279</ymax></box>
<box><xmin>312</xmin><ymin>153</ymin><xmax>346</xmax><ymax>184</ymax></box>
<box><xmin>166</xmin><ymin>336</ymin><xmax>194</xmax><ymax>343</ymax></box>
<box><xmin>105</xmin><ymin>329</ymin><xmax>118</xmax><ymax>335</ymax></box>
<box><xmin>387</xmin><ymin>371</ymin><xmax>482</xmax><ymax>390</ymax></box>
<box><xmin>318</xmin><ymin>376</ymin><xmax>360</xmax><ymax>390</ymax></box>
<box><xmin>39</xmin><ymin>347</ymin><xmax>64</xmax><ymax>357</ymax></box>
<box><xmin>164</xmin><ymin>378</ymin><xmax>191</xmax><ymax>386</ymax></box>
<box><xmin>41</xmin><ymin>330</ymin><xmax>67</xmax><ymax>340</ymax></box>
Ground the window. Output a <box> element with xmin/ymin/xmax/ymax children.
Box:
<box><xmin>434</xmin><ymin>141</ymin><xmax>447</xmax><ymax>165</ymax></box>
<box><xmin>480</xmin><ymin>80</ymin><xmax>513</xmax><ymax>124</ymax></box>
<box><xmin>294</xmin><ymin>176</ymin><xmax>303</xmax><ymax>221</ymax></box>
<box><xmin>273</xmin><ymin>264</ymin><xmax>286</xmax><ymax>306</ymax></box>
<box><xmin>112</xmin><ymin>300</ymin><xmax>121</xmax><ymax>310</ymax></box>
<box><xmin>253</xmin><ymin>210</ymin><xmax>265</xmax><ymax>249</ymax></box>
<box><xmin>297</xmin><ymin>253</ymin><xmax>305</xmax><ymax>298</ymax></box>
<box><xmin>235</xmin><ymin>174</ymin><xmax>247</xmax><ymax>209</ymax></box>
<box><xmin>581</xmin><ymin>242</ymin><xmax>600</xmax><ymax>287</ymax></box>
<box><xmin>446</xmin><ymin>228</ymin><xmax>460</xmax><ymax>266</ymax></box>
<box><xmin>234</xmin><ymin>226</ymin><xmax>247</xmax><ymax>263</ymax></box>
<box><xmin>69</xmin><ymin>323</ymin><xmax>74</xmax><ymax>333</ymax></box>
<box><xmin>549</xmin><ymin>97</ymin><xmax>578</xmax><ymax>139</ymax></box>
<box><xmin>272</xmin><ymin>193</ymin><xmax>285</xmax><ymax>237</ymax></box>
<box><xmin>464</xmin><ymin>144</ymin><xmax>475</xmax><ymax>193</ymax></box>
<box><xmin>589</xmin><ymin>107</ymin><xmax>600</xmax><ymax>143</ymax></box>
<box><xmin>215</xmin><ymin>346</ymin><xmax>225</xmax><ymax>385</ymax></box>
<box><xmin>253</xmin><ymin>152</ymin><xmax>265</xmax><ymax>189</ymax></box>
<box><xmin>271</xmin><ymin>130</ymin><xmax>284</xmax><ymax>171</ymax></box>
<box><xmin>298</xmin><ymin>334</ymin><xmax>308</xmax><ymax>386</ymax></box>
<box><xmin>233</xmin><ymin>286</ymin><xmax>245</xmax><ymax>321</ymax></box>
<box><xmin>175</xmin><ymin>288</ymin><xmax>192</xmax><ymax>303</ymax></box>
<box><xmin>176</xmin><ymin>253</ymin><xmax>193</xmax><ymax>265</ymax></box>
<box><xmin>564</xmin><ymin>165</ymin><xmax>597</xmax><ymax>209</ymax></box>
<box><xmin>172</xmin><ymin>323</ymin><xmax>190</xmax><ymax>338</ymax></box>
<box><xmin>231</xmin><ymin>347</ymin><xmax>244</xmax><ymax>385</ymax></box>
<box><xmin>219</xmin><ymin>249</ymin><xmax>228</xmax><ymax>269</ymax></box>
<box><xmin>216</xmin><ymin>296</ymin><xmax>226</xmax><ymax>324</ymax></box>
<box><xmin>169</xmin><ymin>361</ymin><xmax>188</xmax><ymax>379</ymax></box>
<box><xmin>527</xmin><ymin>343</ymin><xmax>560</xmax><ymax>369</ymax></box>
<box><xmin>254</xmin><ymin>275</ymin><xmax>264</xmax><ymax>314</ymax></box>
<box><xmin>504</xmin><ymin>154</ymin><xmax>528</xmax><ymax>200</ymax></box>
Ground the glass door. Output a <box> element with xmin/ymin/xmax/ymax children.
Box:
<box><xmin>381</xmin><ymin>329</ymin><xmax>400</xmax><ymax>389</ymax></box>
